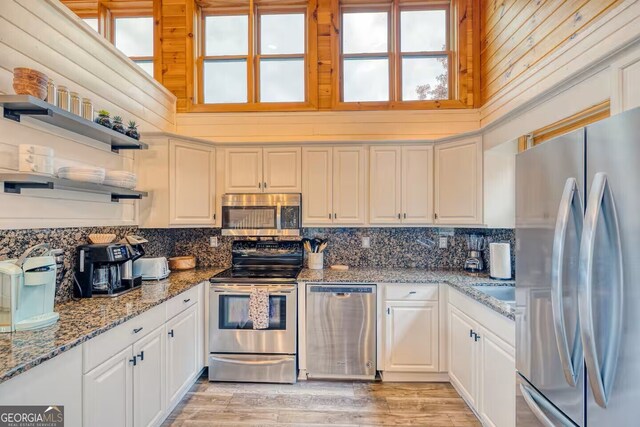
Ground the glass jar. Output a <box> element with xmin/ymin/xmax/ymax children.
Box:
<box><xmin>56</xmin><ymin>85</ymin><xmax>70</xmax><ymax>111</ymax></box>
<box><xmin>81</xmin><ymin>98</ymin><xmax>93</xmax><ymax>121</ymax></box>
<box><xmin>70</xmin><ymin>92</ymin><xmax>81</xmax><ymax>115</ymax></box>
<box><xmin>46</xmin><ymin>80</ymin><xmax>56</xmax><ymax>105</ymax></box>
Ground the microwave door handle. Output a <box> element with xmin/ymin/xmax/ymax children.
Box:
<box><xmin>551</xmin><ymin>178</ymin><xmax>583</xmax><ymax>387</ymax></box>
<box><xmin>578</xmin><ymin>172</ymin><xmax>624</xmax><ymax>408</ymax></box>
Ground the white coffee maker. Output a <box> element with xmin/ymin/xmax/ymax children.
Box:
<box><xmin>0</xmin><ymin>244</ymin><xmax>59</xmax><ymax>333</ymax></box>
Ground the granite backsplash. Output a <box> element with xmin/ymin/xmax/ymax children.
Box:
<box><xmin>0</xmin><ymin>226</ymin><xmax>514</xmax><ymax>302</ymax></box>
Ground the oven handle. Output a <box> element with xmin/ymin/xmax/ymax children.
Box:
<box><xmin>209</xmin><ymin>355</ymin><xmax>292</xmax><ymax>366</ymax></box>
<box><xmin>210</xmin><ymin>284</ymin><xmax>296</xmax><ymax>294</ymax></box>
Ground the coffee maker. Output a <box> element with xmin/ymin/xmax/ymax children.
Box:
<box><xmin>464</xmin><ymin>234</ymin><xmax>486</xmax><ymax>273</ymax></box>
<box><xmin>74</xmin><ymin>243</ymin><xmax>143</xmax><ymax>298</ymax></box>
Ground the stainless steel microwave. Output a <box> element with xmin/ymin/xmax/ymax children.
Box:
<box><xmin>221</xmin><ymin>193</ymin><xmax>301</xmax><ymax>236</ymax></box>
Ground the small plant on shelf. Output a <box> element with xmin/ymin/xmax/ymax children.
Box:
<box><xmin>126</xmin><ymin>120</ymin><xmax>140</xmax><ymax>140</ymax></box>
<box><xmin>95</xmin><ymin>110</ymin><xmax>112</xmax><ymax>128</ymax></box>
<box><xmin>112</xmin><ymin>115</ymin><xmax>125</xmax><ymax>134</ymax></box>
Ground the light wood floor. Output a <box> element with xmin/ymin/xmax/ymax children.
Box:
<box><xmin>162</xmin><ymin>373</ymin><xmax>481</xmax><ymax>426</ymax></box>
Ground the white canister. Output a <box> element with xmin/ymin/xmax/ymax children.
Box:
<box><xmin>18</xmin><ymin>153</ymin><xmax>54</xmax><ymax>175</ymax></box>
<box><xmin>308</xmin><ymin>253</ymin><xmax>324</xmax><ymax>270</ymax></box>
<box><xmin>489</xmin><ymin>242</ymin><xmax>512</xmax><ymax>279</ymax></box>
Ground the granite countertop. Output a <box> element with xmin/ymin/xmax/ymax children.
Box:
<box><xmin>297</xmin><ymin>268</ymin><xmax>515</xmax><ymax>320</ymax></box>
<box><xmin>0</xmin><ymin>268</ymin><xmax>223</xmax><ymax>385</ymax></box>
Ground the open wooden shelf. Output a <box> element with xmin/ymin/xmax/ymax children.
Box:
<box><xmin>0</xmin><ymin>173</ymin><xmax>148</xmax><ymax>202</ymax></box>
<box><xmin>0</xmin><ymin>95</ymin><xmax>148</xmax><ymax>153</ymax></box>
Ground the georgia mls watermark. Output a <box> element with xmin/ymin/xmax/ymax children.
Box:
<box><xmin>0</xmin><ymin>406</ymin><xmax>64</xmax><ymax>427</ymax></box>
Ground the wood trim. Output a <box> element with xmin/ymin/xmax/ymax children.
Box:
<box><xmin>153</xmin><ymin>0</ymin><xmax>162</xmax><ymax>82</ymax></box>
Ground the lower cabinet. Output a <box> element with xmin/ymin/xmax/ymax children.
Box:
<box><xmin>166</xmin><ymin>304</ymin><xmax>198</xmax><ymax>411</ymax></box>
<box><xmin>448</xmin><ymin>289</ymin><xmax>515</xmax><ymax>427</ymax></box>
<box><xmin>133</xmin><ymin>327</ymin><xmax>166</xmax><ymax>427</ymax></box>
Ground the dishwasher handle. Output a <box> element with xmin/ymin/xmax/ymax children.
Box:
<box><xmin>308</xmin><ymin>285</ymin><xmax>376</xmax><ymax>294</ymax></box>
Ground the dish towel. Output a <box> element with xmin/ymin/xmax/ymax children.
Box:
<box><xmin>248</xmin><ymin>288</ymin><xmax>270</xmax><ymax>330</ymax></box>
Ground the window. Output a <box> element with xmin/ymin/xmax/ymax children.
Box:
<box><xmin>114</xmin><ymin>17</ymin><xmax>154</xmax><ymax>76</ymax></box>
<box><xmin>200</xmin><ymin>5</ymin><xmax>310</xmax><ymax>108</ymax></box>
<box><xmin>340</xmin><ymin>2</ymin><xmax>450</xmax><ymax>104</ymax></box>
<box><xmin>83</xmin><ymin>18</ymin><xmax>98</xmax><ymax>32</ymax></box>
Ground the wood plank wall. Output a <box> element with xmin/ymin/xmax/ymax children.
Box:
<box><xmin>480</xmin><ymin>0</ymin><xmax>623</xmax><ymax>104</ymax></box>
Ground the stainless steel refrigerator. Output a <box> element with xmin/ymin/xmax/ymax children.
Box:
<box><xmin>515</xmin><ymin>107</ymin><xmax>640</xmax><ymax>426</ymax></box>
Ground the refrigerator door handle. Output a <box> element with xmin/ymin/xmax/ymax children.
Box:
<box><xmin>520</xmin><ymin>382</ymin><xmax>578</xmax><ymax>427</ymax></box>
<box><xmin>578</xmin><ymin>172</ymin><xmax>624</xmax><ymax>408</ymax></box>
<box><xmin>551</xmin><ymin>178</ymin><xmax>583</xmax><ymax>387</ymax></box>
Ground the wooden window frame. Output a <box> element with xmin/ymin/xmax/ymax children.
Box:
<box><xmin>333</xmin><ymin>0</ymin><xmax>468</xmax><ymax>110</ymax></box>
<box><xmin>111</xmin><ymin>12</ymin><xmax>156</xmax><ymax>75</ymax></box>
<box><xmin>192</xmin><ymin>1</ymin><xmax>319</xmax><ymax>112</ymax></box>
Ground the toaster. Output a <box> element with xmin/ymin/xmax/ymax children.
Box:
<box><xmin>133</xmin><ymin>257</ymin><xmax>170</xmax><ymax>280</ymax></box>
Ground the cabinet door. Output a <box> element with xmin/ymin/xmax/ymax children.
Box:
<box><xmin>402</xmin><ymin>145</ymin><xmax>433</xmax><ymax>224</ymax></box>
<box><xmin>133</xmin><ymin>326</ymin><xmax>165</xmax><ymax>427</ymax></box>
<box><xmin>333</xmin><ymin>146</ymin><xmax>366</xmax><ymax>224</ymax></box>
<box><xmin>385</xmin><ymin>301</ymin><xmax>439</xmax><ymax>372</ymax></box>
<box><xmin>478</xmin><ymin>328</ymin><xmax>516</xmax><ymax>427</ymax></box>
<box><xmin>169</xmin><ymin>140</ymin><xmax>216</xmax><ymax>226</ymax></box>
<box><xmin>263</xmin><ymin>147</ymin><xmax>302</xmax><ymax>192</ymax></box>
<box><xmin>83</xmin><ymin>347</ymin><xmax>133</xmax><ymax>427</ymax></box>
<box><xmin>224</xmin><ymin>148</ymin><xmax>263</xmax><ymax>193</ymax></box>
<box><xmin>302</xmin><ymin>147</ymin><xmax>333</xmax><ymax>224</ymax></box>
<box><xmin>434</xmin><ymin>138</ymin><xmax>482</xmax><ymax>224</ymax></box>
<box><xmin>166</xmin><ymin>306</ymin><xmax>198</xmax><ymax>410</ymax></box>
<box><xmin>448</xmin><ymin>305</ymin><xmax>477</xmax><ymax>407</ymax></box>
<box><xmin>370</xmin><ymin>146</ymin><xmax>402</xmax><ymax>224</ymax></box>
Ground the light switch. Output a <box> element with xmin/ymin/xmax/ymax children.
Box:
<box><xmin>362</xmin><ymin>236</ymin><xmax>371</xmax><ymax>248</ymax></box>
<box><xmin>438</xmin><ymin>237</ymin><xmax>448</xmax><ymax>249</ymax></box>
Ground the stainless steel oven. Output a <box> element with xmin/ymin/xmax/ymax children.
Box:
<box><xmin>221</xmin><ymin>193</ymin><xmax>301</xmax><ymax>236</ymax></box>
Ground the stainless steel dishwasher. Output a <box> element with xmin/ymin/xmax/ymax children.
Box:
<box><xmin>306</xmin><ymin>284</ymin><xmax>376</xmax><ymax>379</ymax></box>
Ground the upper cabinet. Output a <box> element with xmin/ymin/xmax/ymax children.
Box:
<box><xmin>434</xmin><ymin>138</ymin><xmax>483</xmax><ymax>225</ymax></box>
<box><xmin>225</xmin><ymin>147</ymin><xmax>301</xmax><ymax>193</ymax></box>
<box><xmin>302</xmin><ymin>146</ymin><xmax>367</xmax><ymax>226</ymax></box>
<box><xmin>137</xmin><ymin>137</ymin><xmax>216</xmax><ymax>228</ymax></box>
<box><xmin>369</xmin><ymin>145</ymin><xmax>433</xmax><ymax>225</ymax></box>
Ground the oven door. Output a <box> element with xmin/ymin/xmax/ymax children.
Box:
<box><xmin>209</xmin><ymin>284</ymin><xmax>297</xmax><ymax>354</ymax></box>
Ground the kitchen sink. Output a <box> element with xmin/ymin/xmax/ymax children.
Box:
<box><xmin>471</xmin><ymin>285</ymin><xmax>515</xmax><ymax>303</ymax></box>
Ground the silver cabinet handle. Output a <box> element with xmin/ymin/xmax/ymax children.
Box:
<box><xmin>519</xmin><ymin>382</ymin><xmax>573</xmax><ymax>427</ymax></box>
<box><xmin>578</xmin><ymin>172</ymin><xmax>623</xmax><ymax>408</ymax></box>
<box><xmin>551</xmin><ymin>177</ymin><xmax>583</xmax><ymax>387</ymax></box>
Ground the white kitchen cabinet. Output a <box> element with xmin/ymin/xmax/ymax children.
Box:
<box><xmin>402</xmin><ymin>145</ymin><xmax>434</xmax><ymax>223</ymax></box>
<box><xmin>166</xmin><ymin>304</ymin><xmax>198</xmax><ymax>411</ymax></box>
<box><xmin>448</xmin><ymin>288</ymin><xmax>515</xmax><ymax>427</ymax></box>
<box><xmin>384</xmin><ymin>300</ymin><xmax>439</xmax><ymax>372</ymax></box>
<box><xmin>370</xmin><ymin>146</ymin><xmax>402</xmax><ymax>224</ymax></box>
<box><xmin>369</xmin><ymin>145</ymin><xmax>433</xmax><ymax>225</ymax></box>
<box><xmin>448</xmin><ymin>305</ymin><xmax>478</xmax><ymax>407</ymax></box>
<box><xmin>263</xmin><ymin>147</ymin><xmax>302</xmax><ymax>192</ymax></box>
<box><xmin>224</xmin><ymin>147</ymin><xmax>263</xmax><ymax>193</ymax></box>
<box><xmin>133</xmin><ymin>326</ymin><xmax>166</xmax><ymax>427</ymax></box>
<box><xmin>435</xmin><ymin>138</ymin><xmax>483</xmax><ymax>224</ymax></box>
<box><xmin>169</xmin><ymin>140</ymin><xmax>216</xmax><ymax>226</ymax></box>
<box><xmin>137</xmin><ymin>136</ymin><xmax>217</xmax><ymax>228</ymax></box>
<box><xmin>225</xmin><ymin>147</ymin><xmax>301</xmax><ymax>193</ymax></box>
<box><xmin>84</xmin><ymin>346</ymin><xmax>134</xmax><ymax>427</ymax></box>
<box><xmin>332</xmin><ymin>146</ymin><xmax>367</xmax><ymax>224</ymax></box>
<box><xmin>302</xmin><ymin>147</ymin><xmax>333</xmax><ymax>224</ymax></box>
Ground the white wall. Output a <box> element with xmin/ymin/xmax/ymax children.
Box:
<box><xmin>0</xmin><ymin>0</ymin><xmax>176</xmax><ymax>229</ymax></box>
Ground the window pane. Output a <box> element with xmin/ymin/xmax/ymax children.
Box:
<box><xmin>260</xmin><ymin>59</ymin><xmax>304</xmax><ymax>103</ymax></box>
<box><xmin>114</xmin><ymin>17</ymin><xmax>153</xmax><ymax>57</ymax></box>
<box><xmin>83</xmin><ymin>18</ymin><xmax>98</xmax><ymax>32</ymax></box>
<box><xmin>204</xmin><ymin>60</ymin><xmax>247</xmax><ymax>104</ymax></box>
<box><xmin>135</xmin><ymin>60</ymin><xmax>154</xmax><ymax>76</ymax></box>
<box><xmin>205</xmin><ymin>15</ymin><xmax>248</xmax><ymax>56</ymax></box>
<box><xmin>401</xmin><ymin>10</ymin><xmax>447</xmax><ymax>52</ymax></box>
<box><xmin>343</xmin><ymin>58</ymin><xmax>389</xmax><ymax>102</ymax></box>
<box><xmin>343</xmin><ymin>12</ymin><xmax>388</xmax><ymax>54</ymax></box>
<box><xmin>260</xmin><ymin>14</ymin><xmax>304</xmax><ymax>54</ymax></box>
<box><xmin>402</xmin><ymin>56</ymin><xmax>448</xmax><ymax>101</ymax></box>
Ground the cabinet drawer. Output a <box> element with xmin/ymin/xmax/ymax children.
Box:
<box><xmin>385</xmin><ymin>284</ymin><xmax>438</xmax><ymax>301</ymax></box>
<box><xmin>166</xmin><ymin>285</ymin><xmax>199</xmax><ymax>320</ymax></box>
<box><xmin>83</xmin><ymin>303</ymin><xmax>165</xmax><ymax>373</ymax></box>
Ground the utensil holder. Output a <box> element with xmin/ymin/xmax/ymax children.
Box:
<box><xmin>308</xmin><ymin>252</ymin><xmax>324</xmax><ymax>270</ymax></box>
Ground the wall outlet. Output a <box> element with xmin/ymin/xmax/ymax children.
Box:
<box><xmin>361</xmin><ymin>236</ymin><xmax>371</xmax><ymax>248</ymax></box>
<box><xmin>438</xmin><ymin>236</ymin><xmax>448</xmax><ymax>249</ymax></box>
<box><xmin>209</xmin><ymin>236</ymin><xmax>219</xmax><ymax>248</ymax></box>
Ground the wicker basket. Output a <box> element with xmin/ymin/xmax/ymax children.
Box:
<box><xmin>88</xmin><ymin>234</ymin><xmax>116</xmax><ymax>244</ymax></box>
<box><xmin>13</xmin><ymin>68</ymin><xmax>48</xmax><ymax>100</ymax></box>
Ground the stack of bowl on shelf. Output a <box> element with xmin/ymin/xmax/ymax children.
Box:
<box><xmin>12</xmin><ymin>68</ymin><xmax>48</xmax><ymax>100</ymax></box>
<box><xmin>19</xmin><ymin>144</ymin><xmax>55</xmax><ymax>176</ymax></box>
<box><xmin>55</xmin><ymin>166</ymin><xmax>138</xmax><ymax>189</ymax></box>
<box><xmin>104</xmin><ymin>170</ymin><xmax>137</xmax><ymax>189</ymax></box>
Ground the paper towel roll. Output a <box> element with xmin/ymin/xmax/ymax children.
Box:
<box><xmin>489</xmin><ymin>242</ymin><xmax>512</xmax><ymax>279</ymax></box>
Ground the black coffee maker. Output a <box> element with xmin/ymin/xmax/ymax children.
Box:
<box><xmin>74</xmin><ymin>243</ymin><xmax>143</xmax><ymax>298</ymax></box>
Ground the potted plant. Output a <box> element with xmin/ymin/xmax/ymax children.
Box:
<box><xmin>95</xmin><ymin>110</ymin><xmax>112</xmax><ymax>128</ymax></box>
<box><xmin>126</xmin><ymin>120</ymin><xmax>140</xmax><ymax>140</ymax></box>
<box><xmin>112</xmin><ymin>115</ymin><xmax>125</xmax><ymax>134</ymax></box>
